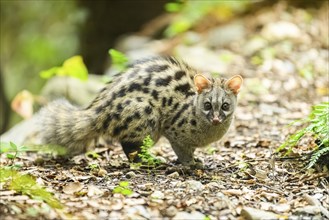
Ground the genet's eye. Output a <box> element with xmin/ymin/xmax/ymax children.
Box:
<box><xmin>204</xmin><ymin>102</ymin><xmax>212</xmax><ymax>110</ymax></box>
<box><xmin>221</xmin><ymin>102</ymin><xmax>230</xmax><ymax>111</ymax></box>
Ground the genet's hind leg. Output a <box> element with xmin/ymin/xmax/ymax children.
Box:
<box><xmin>121</xmin><ymin>141</ymin><xmax>143</xmax><ymax>162</ymax></box>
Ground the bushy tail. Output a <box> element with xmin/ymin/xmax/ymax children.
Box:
<box><xmin>35</xmin><ymin>99</ymin><xmax>97</xmax><ymax>155</ymax></box>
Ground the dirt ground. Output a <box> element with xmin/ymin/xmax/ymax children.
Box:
<box><xmin>1</xmin><ymin>1</ymin><xmax>328</xmax><ymax>219</ymax></box>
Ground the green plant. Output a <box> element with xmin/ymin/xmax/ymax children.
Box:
<box><xmin>108</xmin><ymin>49</ymin><xmax>129</xmax><ymax>72</ymax></box>
<box><xmin>138</xmin><ymin>135</ymin><xmax>162</xmax><ymax>166</ymax></box>
<box><xmin>0</xmin><ymin>142</ymin><xmax>27</xmax><ymax>169</ymax></box>
<box><xmin>0</xmin><ymin>168</ymin><xmax>63</xmax><ymax>209</ymax></box>
<box><xmin>278</xmin><ymin>102</ymin><xmax>329</xmax><ymax>168</ymax></box>
<box><xmin>0</xmin><ymin>142</ymin><xmax>63</xmax><ymax>209</ymax></box>
<box><xmin>112</xmin><ymin>181</ymin><xmax>133</xmax><ymax>196</ymax></box>
<box><xmin>39</xmin><ymin>55</ymin><xmax>88</xmax><ymax>81</ymax></box>
<box><xmin>164</xmin><ymin>0</ymin><xmax>250</xmax><ymax>37</ymax></box>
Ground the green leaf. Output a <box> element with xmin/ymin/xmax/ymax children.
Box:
<box><xmin>0</xmin><ymin>168</ymin><xmax>63</xmax><ymax>209</ymax></box>
<box><xmin>121</xmin><ymin>188</ymin><xmax>133</xmax><ymax>196</ymax></box>
<box><xmin>6</xmin><ymin>153</ymin><xmax>15</xmax><ymax>159</ymax></box>
<box><xmin>61</xmin><ymin>55</ymin><xmax>88</xmax><ymax>80</ymax></box>
<box><xmin>119</xmin><ymin>181</ymin><xmax>129</xmax><ymax>187</ymax></box>
<box><xmin>39</xmin><ymin>56</ymin><xmax>88</xmax><ymax>81</ymax></box>
<box><xmin>39</xmin><ymin>67</ymin><xmax>61</xmax><ymax>79</ymax></box>
<box><xmin>108</xmin><ymin>49</ymin><xmax>128</xmax><ymax>71</ymax></box>
<box><xmin>0</xmin><ymin>142</ymin><xmax>12</xmax><ymax>154</ymax></box>
<box><xmin>165</xmin><ymin>2</ymin><xmax>183</xmax><ymax>12</ymax></box>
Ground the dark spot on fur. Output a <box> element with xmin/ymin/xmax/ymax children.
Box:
<box><xmin>175</xmin><ymin>83</ymin><xmax>191</xmax><ymax>94</ymax></box>
<box><xmin>143</xmin><ymin>88</ymin><xmax>149</xmax><ymax>94</ymax></box>
<box><xmin>143</xmin><ymin>76</ymin><xmax>152</xmax><ymax>86</ymax></box>
<box><xmin>102</xmin><ymin>114</ymin><xmax>112</xmax><ymax>129</ymax></box>
<box><xmin>151</xmin><ymin>90</ymin><xmax>159</xmax><ymax>100</ymax></box>
<box><xmin>162</xmin><ymin>97</ymin><xmax>167</xmax><ymax>107</ymax></box>
<box><xmin>113</xmin><ymin>113</ymin><xmax>120</xmax><ymax>120</ymax></box>
<box><xmin>125</xmin><ymin>100</ymin><xmax>132</xmax><ymax>105</ymax></box>
<box><xmin>171</xmin><ymin>103</ymin><xmax>189</xmax><ymax>124</ymax></box>
<box><xmin>133</xmin><ymin>111</ymin><xmax>141</xmax><ymax>119</ymax></box>
<box><xmin>174</xmin><ymin>70</ymin><xmax>185</xmax><ymax>80</ymax></box>
<box><xmin>149</xmin><ymin>101</ymin><xmax>155</xmax><ymax>107</ymax></box>
<box><xmin>117</xmin><ymin>103</ymin><xmax>123</xmax><ymax>111</ymax></box>
<box><xmin>155</xmin><ymin>75</ymin><xmax>172</xmax><ymax>86</ymax></box>
<box><xmin>190</xmin><ymin>119</ymin><xmax>197</xmax><ymax>126</ymax></box>
<box><xmin>128</xmin><ymin>83</ymin><xmax>142</xmax><ymax>92</ymax></box>
<box><xmin>167</xmin><ymin>57</ymin><xmax>179</xmax><ymax>66</ymax></box>
<box><xmin>117</xmin><ymin>88</ymin><xmax>126</xmax><ymax>97</ymax></box>
<box><xmin>136</xmin><ymin>97</ymin><xmax>143</xmax><ymax>102</ymax></box>
<box><xmin>167</xmin><ymin>97</ymin><xmax>173</xmax><ymax>106</ymax></box>
<box><xmin>125</xmin><ymin>116</ymin><xmax>134</xmax><ymax>124</ymax></box>
<box><xmin>144</xmin><ymin>106</ymin><xmax>152</xmax><ymax>114</ymax></box>
<box><xmin>177</xmin><ymin>118</ymin><xmax>186</xmax><ymax>127</ymax></box>
<box><xmin>173</xmin><ymin>103</ymin><xmax>180</xmax><ymax>111</ymax></box>
<box><xmin>145</xmin><ymin>64</ymin><xmax>169</xmax><ymax>73</ymax></box>
<box><xmin>113</xmin><ymin>124</ymin><xmax>128</xmax><ymax>136</ymax></box>
<box><xmin>129</xmin><ymin>132</ymin><xmax>138</xmax><ymax>138</ymax></box>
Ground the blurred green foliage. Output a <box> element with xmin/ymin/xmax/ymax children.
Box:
<box><xmin>164</xmin><ymin>0</ymin><xmax>250</xmax><ymax>37</ymax></box>
<box><xmin>40</xmin><ymin>55</ymin><xmax>88</xmax><ymax>81</ymax></box>
<box><xmin>108</xmin><ymin>49</ymin><xmax>129</xmax><ymax>72</ymax></box>
<box><xmin>1</xmin><ymin>1</ymin><xmax>86</xmax><ymax>126</ymax></box>
<box><xmin>0</xmin><ymin>168</ymin><xmax>63</xmax><ymax>209</ymax></box>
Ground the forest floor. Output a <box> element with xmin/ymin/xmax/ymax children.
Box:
<box><xmin>1</xmin><ymin>1</ymin><xmax>329</xmax><ymax>220</ymax></box>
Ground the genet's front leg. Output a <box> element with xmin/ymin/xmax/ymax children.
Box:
<box><xmin>170</xmin><ymin>142</ymin><xmax>196</xmax><ymax>165</ymax></box>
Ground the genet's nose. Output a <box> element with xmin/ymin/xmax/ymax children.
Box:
<box><xmin>212</xmin><ymin>116</ymin><xmax>221</xmax><ymax>125</ymax></box>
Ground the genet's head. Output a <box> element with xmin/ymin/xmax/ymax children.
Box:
<box><xmin>194</xmin><ymin>74</ymin><xmax>243</xmax><ymax>125</ymax></box>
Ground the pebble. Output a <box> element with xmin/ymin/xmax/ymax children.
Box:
<box><xmin>151</xmin><ymin>191</ymin><xmax>165</xmax><ymax>200</ymax></box>
<box><xmin>261</xmin><ymin>21</ymin><xmax>301</xmax><ymax>41</ymax></box>
<box><xmin>173</xmin><ymin>211</ymin><xmax>205</xmax><ymax>220</ymax></box>
<box><xmin>186</xmin><ymin>180</ymin><xmax>204</xmax><ymax>191</ymax></box>
<box><xmin>97</xmin><ymin>168</ymin><xmax>108</xmax><ymax>177</ymax></box>
<box><xmin>165</xmin><ymin>205</ymin><xmax>178</xmax><ymax>217</ymax></box>
<box><xmin>167</xmin><ymin>171</ymin><xmax>180</xmax><ymax>178</ymax></box>
<box><xmin>206</xmin><ymin>182</ymin><xmax>220</xmax><ymax>190</ymax></box>
<box><xmin>125</xmin><ymin>171</ymin><xmax>136</xmax><ymax>179</ymax></box>
<box><xmin>242</xmin><ymin>37</ymin><xmax>268</xmax><ymax>56</ymax></box>
<box><xmin>207</xmin><ymin>21</ymin><xmax>245</xmax><ymax>47</ymax></box>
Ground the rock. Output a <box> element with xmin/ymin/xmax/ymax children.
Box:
<box><xmin>243</xmin><ymin>37</ymin><xmax>268</xmax><ymax>56</ymax></box>
<box><xmin>261</xmin><ymin>21</ymin><xmax>302</xmax><ymax>41</ymax></box>
<box><xmin>206</xmin><ymin>182</ymin><xmax>220</xmax><ymax>190</ymax></box>
<box><xmin>41</xmin><ymin>74</ymin><xmax>105</xmax><ymax>106</ymax></box>
<box><xmin>126</xmin><ymin>171</ymin><xmax>137</xmax><ymax>179</ymax></box>
<box><xmin>165</xmin><ymin>205</ymin><xmax>178</xmax><ymax>217</ymax></box>
<box><xmin>207</xmin><ymin>21</ymin><xmax>246</xmax><ymax>47</ymax></box>
<box><xmin>151</xmin><ymin>191</ymin><xmax>165</xmax><ymax>200</ymax></box>
<box><xmin>295</xmin><ymin>205</ymin><xmax>321</xmax><ymax>215</ymax></box>
<box><xmin>115</xmin><ymin>35</ymin><xmax>151</xmax><ymax>52</ymax></box>
<box><xmin>185</xmin><ymin>180</ymin><xmax>204</xmax><ymax>191</ymax></box>
<box><xmin>167</xmin><ymin>171</ymin><xmax>180</xmax><ymax>178</ymax></box>
<box><xmin>175</xmin><ymin>45</ymin><xmax>228</xmax><ymax>73</ymax></box>
<box><xmin>173</xmin><ymin>211</ymin><xmax>206</xmax><ymax>220</ymax></box>
<box><xmin>183</xmin><ymin>31</ymin><xmax>203</xmax><ymax>45</ymax></box>
<box><xmin>97</xmin><ymin>168</ymin><xmax>108</xmax><ymax>177</ymax></box>
<box><xmin>241</xmin><ymin>207</ymin><xmax>280</xmax><ymax>220</ymax></box>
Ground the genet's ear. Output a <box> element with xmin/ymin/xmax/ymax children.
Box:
<box><xmin>194</xmin><ymin>74</ymin><xmax>212</xmax><ymax>94</ymax></box>
<box><xmin>225</xmin><ymin>75</ymin><xmax>243</xmax><ymax>95</ymax></box>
